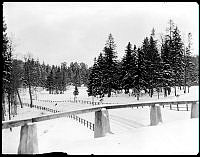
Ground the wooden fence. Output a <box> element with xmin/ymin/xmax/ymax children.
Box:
<box><xmin>23</xmin><ymin>103</ymin><xmax>94</xmax><ymax>131</ymax></box>
<box><xmin>21</xmin><ymin>98</ymin><xmax>102</xmax><ymax>105</ymax></box>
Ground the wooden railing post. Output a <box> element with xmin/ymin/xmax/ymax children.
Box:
<box><xmin>191</xmin><ymin>101</ymin><xmax>199</xmax><ymax>118</ymax></box>
<box><xmin>94</xmin><ymin>108</ymin><xmax>111</xmax><ymax>138</ymax></box>
<box><xmin>150</xmin><ymin>104</ymin><xmax>162</xmax><ymax>126</ymax></box>
<box><xmin>18</xmin><ymin>123</ymin><xmax>39</xmax><ymax>154</ymax></box>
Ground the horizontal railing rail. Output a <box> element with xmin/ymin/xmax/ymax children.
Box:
<box><xmin>21</xmin><ymin>98</ymin><xmax>101</xmax><ymax>105</ymax></box>
<box><xmin>2</xmin><ymin>99</ymin><xmax>198</xmax><ymax>129</ymax></box>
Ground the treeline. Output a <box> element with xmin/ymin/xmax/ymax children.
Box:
<box><xmin>87</xmin><ymin>20</ymin><xmax>199</xmax><ymax>99</ymax></box>
<box><xmin>23</xmin><ymin>58</ymin><xmax>89</xmax><ymax>94</ymax></box>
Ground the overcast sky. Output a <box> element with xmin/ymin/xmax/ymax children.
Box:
<box><xmin>3</xmin><ymin>2</ymin><xmax>199</xmax><ymax>67</ymax></box>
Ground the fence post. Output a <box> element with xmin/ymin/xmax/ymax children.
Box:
<box><xmin>186</xmin><ymin>104</ymin><xmax>188</xmax><ymax>111</ymax></box>
<box><xmin>18</xmin><ymin>123</ymin><xmax>39</xmax><ymax>154</ymax></box>
<box><xmin>94</xmin><ymin>108</ymin><xmax>111</xmax><ymax>138</ymax></box>
<box><xmin>150</xmin><ymin>104</ymin><xmax>163</xmax><ymax>126</ymax></box>
<box><xmin>191</xmin><ymin>101</ymin><xmax>199</xmax><ymax>118</ymax></box>
<box><xmin>177</xmin><ymin>103</ymin><xmax>179</xmax><ymax>111</ymax></box>
<box><xmin>93</xmin><ymin>124</ymin><xmax>95</xmax><ymax>131</ymax></box>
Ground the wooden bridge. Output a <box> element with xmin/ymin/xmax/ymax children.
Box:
<box><xmin>2</xmin><ymin>99</ymin><xmax>199</xmax><ymax>154</ymax></box>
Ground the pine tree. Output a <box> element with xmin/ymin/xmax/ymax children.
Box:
<box><xmin>121</xmin><ymin>42</ymin><xmax>136</xmax><ymax>94</ymax></box>
<box><xmin>87</xmin><ymin>53</ymin><xmax>106</xmax><ymax>98</ymax></box>
<box><xmin>73</xmin><ymin>85</ymin><xmax>79</xmax><ymax>101</ymax></box>
<box><xmin>96</xmin><ymin>53</ymin><xmax>106</xmax><ymax>97</ymax></box>
<box><xmin>102</xmin><ymin>33</ymin><xmax>118</xmax><ymax>97</ymax></box>
<box><xmin>184</xmin><ymin>33</ymin><xmax>196</xmax><ymax>93</ymax></box>
<box><xmin>148</xmin><ymin>30</ymin><xmax>162</xmax><ymax>97</ymax></box>
<box><xmin>46</xmin><ymin>69</ymin><xmax>54</xmax><ymax>94</ymax></box>
<box><xmin>170</xmin><ymin>26</ymin><xmax>185</xmax><ymax>95</ymax></box>
<box><xmin>2</xmin><ymin>18</ymin><xmax>10</xmax><ymax>121</ymax></box>
<box><xmin>134</xmin><ymin>48</ymin><xmax>147</xmax><ymax>100</ymax></box>
<box><xmin>87</xmin><ymin>58</ymin><xmax>98</xmax><ymax>97</ymax></box>
<box><xmin>141</xmin><ymin>37</ymin><xmax>151</xmax><ymax>95</ymax></box>
<box><xmin>161</xmin><ymin>36</ymin><xmax>174</xmax><ymax>97</ymax></box>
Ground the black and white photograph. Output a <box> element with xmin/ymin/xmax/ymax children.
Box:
<box><xmin>2</xmin><ymin>2</ymin><xmax>199</xmax><ymax>155</ymax></box>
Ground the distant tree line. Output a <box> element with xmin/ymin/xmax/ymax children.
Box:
<box><xmin>21</xmin><ymin>59</ymin><xmax>90</xmax><ymax>94</ymax></box>
<box><xmin>87</xmin><ymin>20</ymin><xmax>199</xmax><ymax>100</ymax></box>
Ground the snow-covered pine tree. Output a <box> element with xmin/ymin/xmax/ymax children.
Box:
<box><xmin>54</xmin><ymin>67</ymin><xmax>62</xmax><ymax>94</ymax></box>
<box><xmin>161</xmin><ymin>36</ymin><xmax>174</xmax><ymax>97</ymax></box>
<box><xmin>170</xmin><ymin>26</ymin><xmax>185</xmax><ymax>96</ymax></box>
<box><xmin>121</xmin><ymin>42</ymin><xmax>136</xmax><ymax>94</ymax></box>
<box><xmin>2</xmin><ymin>18</ymin><xmax>12</xmax><ymax>121</ymax></box>
<box><xmin>141</xmin><ymin>37</ymin><xmax>152</xmax><ymax>96</ymax></box>
<box><xmin>103</xmin><ymin>34</ymin><xmax>119</xmax><ymax>97</ymax></box>
<box><xmin>148</xmin><ymin>30</ymin><xmax>162</xmax><ymax>98</ymax></box>
<box><xmin>46</xmin><ymin>69</ymin><xmax>54</xmax><ymax>94</ymax></box>
<box><xmin>87</xmin><ymin>58</ymin><xmax>98</xmax><ymax>97</ymax></box>
<box><xmin>61</xmin><ymin>62</ymin><xmax>67</xmax><ymax>93</ymax></box>
<box><xmin>184</xmin><ymin>33</ymin><xmax>196</xmax><ymax>93</ymax></box>
<box><xmin>73</xmin><ymin>85</ymin><xmax>79</xmax><ymax>101</ymax></box>
<box><xmin>134</xmin><ymin>47</ymin><xmax>147</xmax><ymax>100</ymax></box>
<box><xmin>96</xmin><ymin>53</ymin><xmax>106</xmax><ymax>97</ymax></box>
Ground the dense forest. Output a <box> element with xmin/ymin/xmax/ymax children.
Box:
<box><xmin>87</xmin><ymin>20</ymin><xmax>199</xmax><ymax>99</ymax></box>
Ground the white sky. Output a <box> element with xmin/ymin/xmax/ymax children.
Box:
<box><xmin>3</xmin><ymin>2</ymin><xmax>199</xmax><ymax>67</ymax></box>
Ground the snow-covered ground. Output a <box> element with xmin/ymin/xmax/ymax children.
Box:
<box><xmin>2</xmin><ymin>86</ymin><xmax>199</xmax><ymax>154</ymax></box>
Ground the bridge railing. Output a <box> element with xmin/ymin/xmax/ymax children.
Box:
<box><xmin>2</xmin><ymin>100</ymin><xmax>199</xmax><ymax>154</ymax></box>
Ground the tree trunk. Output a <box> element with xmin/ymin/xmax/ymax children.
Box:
<box><xmin>2</xmin><ymin>106</ymin><xmax>5</xmax><ymax>121</ymax></box>
<box><xmin>28</xmin><ymin>83</ymin><xmax>33</xmax><ymax>108</ymax></box>
<box><xmin>137</xmin><ymin>94</ymin><xmax>139</xmax><ymax>100</ymax></box>
<box><xmin>108</xmin><ymin>87</ymin><xmax>111</xmax><ymax>97</ymax></box>
<box><xmin>174</xmin><ymin>86</ymin><xmax>176</xmax><ymax>96</ymax></box>
<box><xmin>2</xmin><ymin>92</ymin><xmax>5</xmax><ymax>121</ymax></box>
<box><xmin>164</xmin><ymin>88</ymin><xmax>167</xmax><ymax>97</ymax></box>
<box><xmin>167</xmin><ymin>87</ymin><xmax>171</xmax><ymax>95</ymax></box>
<box><xmin>17</xmin><ymin>88</ymin><xmax>23</xmax><ymax>108</ymax></box>
<box><xmin>7</xmin><ymin>94</ymin><xmax>12</xmax><ymax>131</ymax></box>
<box><xmin>150</xmin><ymin>88</ymin><xmax>153</xmax><ymax>97</ymax></box>
<box><xmin>8</xmin><ymin>94</ymin><xmax>11</xmax><ymax>120</ymax></box>
<box><xmin>13</xmin><ymin>93</ymin><xmax>18</xmax><ymax>116</ymax></box>
<box><xmin>184</xmin><ymin>85</ymin><xmax>186</xmax><ymax>93</ymax></box>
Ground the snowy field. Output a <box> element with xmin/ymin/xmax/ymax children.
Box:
<box><xmin>2</xmin><ymin>86</ymin><xmax>199</xmax><ymax>154</ymax></box>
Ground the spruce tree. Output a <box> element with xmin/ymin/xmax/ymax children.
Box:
<box><xmin>87</xmin><ymin>58</ymin><xmax>99</xmax><ymax>97</ymax></box>
<box><xmin>170</xmin><ymin>26</ymin><xmax>185</xmax><ymax>95</ymax></box>
<box><xmin>102</xmin><ymin>33</ymin><xmax>118</xmax><ymax>97</ymax></box>
<box><xmin>121</xmin><ymin>42</ymin><xmax>136</xmax><ymax>94</ymax></box>
<box><xmin>184</xmin><ymin>33</ymin><xmax>196</xmax><ymax>93</ymax></box>
<box><xmin>73</xmin><ymin>85</ymin><xmax>79</xmax><ymax>101</ymax></box>
<box><xmin>2</xmin><ymin>18</ymin><xmax>12</xmax><ymax>120</ymax></box>
<box><xmin>134</xmin><ymin>48</ymin><xmax>147</xmax><ymax>100</ymax></box>
<box><xmin>148</xmin><ymin>31</ymin><xmax>162</xmax><ymax>97</ymax></box>
<box><xmin>161</xmin><ymin>36</ymin><xmax>174</xmax><ymax>97</ymax></box>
